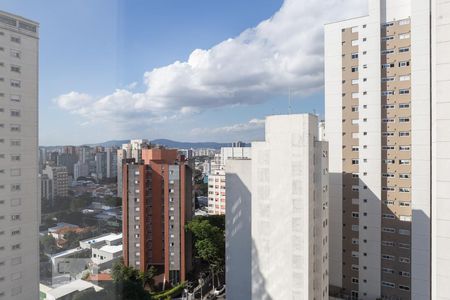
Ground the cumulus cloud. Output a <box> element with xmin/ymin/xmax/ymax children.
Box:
<box><xmin>191</xmin><ymin>118</ymin><xmax>265</xmax><ymax>136</ymax></box>
<box><xmin>56</xmin><ymin>0</ymin><xmax>367</xmax><ymax>125</ymax></box>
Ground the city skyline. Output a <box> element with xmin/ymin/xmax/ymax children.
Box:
<box><xmin>1</xmin><ymin>0</ymin><xmax>367</xmax><ymax>145</ymax></box>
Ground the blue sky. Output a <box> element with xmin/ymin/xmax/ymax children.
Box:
<box><xmin>1</xmin><ymin>0</ymin><xmax>366</xmax><ymax>145</ymax></box>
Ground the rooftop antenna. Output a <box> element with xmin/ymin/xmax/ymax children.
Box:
<box><xmin>288</xmin><ymin>88</ymin><xmax>292</xmax><ymax>115</ymax></box>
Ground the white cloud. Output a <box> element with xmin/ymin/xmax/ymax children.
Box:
<box><xmin>54</xmin><ymin>91</ymin><xmax>93</xmax><ymax>111</ymax></box>
<box><xmin>56</xmin><ymin>0</ymin><xmax>367</xmax><ymax>126</ymax></box>
<box><xmin>191</xmin><ymin>118</ymin><xmax>265</xmax><ymax>136</ymax></box>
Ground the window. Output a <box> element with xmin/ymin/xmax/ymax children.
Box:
<box><xmin>351</xmin><ymin>66</ymin><xmax>358</xmax><ymax>73</ymax></box>
<box><xmin>351</xmin><ymin>26</ymin><xmax>358</xmax><ymax>33</ymax></box>
<box><xmin>352</xmin><ymin>79</ymin><xmax>359</xmax><ymax>85</ymax></box>
<box><xmin>382</xmin><ymin>63</ymin><xmax>395</xmax><ymax>69</ymax></box>
<box><xmin>352</xmin><ymin>212</ymin><xmax>359</xmax><ymax>219</ymax></box>
<box><xmin>382</xmin><ymin>22</ymin><xmax>394</xmax><ymax>27</ymax></box>
<box><xmin>352</xmin><ymin>146</ymin><xmax>359</xmax><ymax>152</ymax></box>
<box><xmin>399</xmin><ymin>131</ymin><xmax>410</xmax><ymax>137</ymax></box>
<box><xmin>10</xmin><ymin>140</ymin><xmax>21</xmax><ymax>147</ymax></box>
<box><xmin>400</xmin><ymin>201</ymin><xmax>410</xmax><ymax>207</ymax></box>
<box><xmin>382</xmin><ymin>241</ymin><xmax>394</xmax><ymax>247</ymax></box>
<box><xmin>351</xmin><ymin>251</ymin><xmax>359</xmax><ymax>257</ymax></box>
<box><xmin>351</xmin><ymin>40</ymin><xmax>359</xmax><ymax>46</ymax></box>
<box><xmin>384</xmin><ymin>159</ymin><xmax>395</xmax><ymax>164</ymax></box>
<box><xmin>382</xmin><ymin>281</ymin><xmax>395</xmax><ymax>288</ymax></box>
<box><xmin>381</xmin><ymin>35</ymin><xmax>394</xmax><ymax>41</ymax></box>
<box><xmin>352</xmin><ymin>225</ymin><xmax>359</xmax><ymax>232</ymax></box>
<box><xmin>399</xmin><ymin>103</ymin><xmax>410</xmax><ymax>109</ymax></box>
<box><xmin>382</xmin><ymin>90</ymin><xmax>395</xmax><ymax>96</ymax></box>
<box><xmin>399</xmin><ymin>61</ymin><xmax>410</xmax><ymax>67</ymax></box>
<box><xmin>399</xmin><ymin>229</ymin><xmax>410</xmax><ymax>235</ymax></box>
<box><xmin>352</xmin><ymin>105</ymin><xmax>358</xmax><ymax>112</ymax></box>
<box><xmin>352</xmin><ymin>277</ymin><xmax>359</xmax><ymax>284</ymax></box>
<box><xmin>399</xmin><ymin>33</ymin><xmax>410</xmax><ymax>39</ymax></box>
<box><xmin>399</xmin><ymin>160</ymin><xmax>410</xmax><ymax>165</ymax></box>
<box><xmin>10</xmin><ymin>155</ymin><xmax>20</xmax><ymax>162</ymax></box>
<box><xmin>382</xmin><ymin>254</ymin><xmax>395</xmax><ymax>261</ymax></box>
<box><xmin>10</xmin><ymin>95</ymin><xmax>21</xmax><ymax>102</ymax></box>
<box><xmin>10</xmin><ymin>110</ymin><xmax>20</xmax><ymax>117</ymax></box>
<box><xmin>399</xmin><ymin>257</ymin><xmax>410</xmax><ymax>264</ymax></box>
<box><xmin>10</xmin><ymin>80</ymin><xmax>21</xmax><ymax>88</ymax></box>
<box><xmin>399</xmin><ymin>47</ymin><xmax>410</xmax><ymax>53</ymax></box>
<box><xmin>381</xmin><ymin>49</ymin><xmax>394</xmax><ymax>55</ymax></box>
<box><xmin>382</xmin><ymin>146</ymin><xmax>395</xmax><ymax>150</ymax></box>
<box><xmin>399</xmin><ymin>19</ymin><xmax>411</xmax><ymax>25</ymax></box>
<box><xmin>382</xmin><ymin>268</ymin><xmax>395</xmax><ymax>274</ymax></box>
<box><xmin>352</xmin><ymin>92</ymin><xmax>359</xmax><ymax>98</ymax></box>
<box><xmin>351</xmin><ymin>265</ymin><xmax>359</xmax><ymax>271</ymax></box>
<box><xmin>352</xmin><ymin>185</ymin><xmax>359</xmax><ymax>191</ymax></box>
<box><xmin>11</xmin><ymin>243</ymin><xmax>21</xmax><ymax>250</ymax></box>
<box><xmin>400</xmin><ymin>215</ymin><xmax>412</xmax><ymax>222</ymax></box>
<box><xmin>10</xmin><ymin>36</ymin><xmax>21</xmax><ymax>43</ymax></box>
<box><xmin>351</xmin><ymin>119</ymin><xmax>359</xmax><ymax>124</ymax></box>
<box><xmin>399</xmin><ymin>285</ymin><xmax>410</xmax><ymax>291</ymax></box>
<box><xmin>384</xmin><ymin>104</ymin><xmax>395</xmax><ymax>109</ymax></box>
<box><xmin>10</xmin><ymin>65</ymin><xmax>20</xmax><ymax>73</ymax></box>
<box><xmin>399</xmin><ymin>173</ymin><xmax>410</xmax><ymax>179</ymax></box>
<box><xmin>399</xmin><ymin>187</ymin><xmax>410</xmax><ymax>193</ymax></box>
<box><xmin>384</xmin><ymin>200</ymin><xmax>395</xmax><ymax>205</ymax></box>
<box><xmin>383</xmin><ymin>118</ymin><xmax>394</xmax><ymax>123</ymax></box>
<box><xmin>381</xmin><ymin>76</ymin><xmax>395</xmax><ymax>82</ymax></box>
<box><xmin>383</xmin><ymin>214</ymin><xmax>395</xmax><ymax>219</ymax></box>
<box><xmin>11</xmin><ymin>184</ymin><xmax>21</xmax><ymax>192</ymax></box>
<box><xmin>352</xmin><ymin>159</ymin><xmax>359</xmax><ymax>165</ymax></box>
<box><xmin>11</xmin><ymin>229</ymin><xmax>20</xmax><ymax>236</ymax></box>
<box><xmin>399</xmin><ymin>117</ymin><xmax>410</xmax><ymax>123</ymax></box>
<box><xmin>399</xmin><ymin>243</ymin><xmax>410</xmax><ymax>249</ymax></box>
<box><xmin>10</xmin><ymin>49</ymin><xmax>21</xmax><ymax>59</ymax></box>
<box><xmin>399</xmin><ymin>89</ymin><xmax>410</xmax><ymax>95</ymax></box>
<box><xmin>351</xmin><ymin>53</ymin><xmax>359</xmax><ymax>59</ymax></box>
<box><xmin>382</xmin><ymin>227</ymin><xmax>395</xmax><ymax>233</ymax></box>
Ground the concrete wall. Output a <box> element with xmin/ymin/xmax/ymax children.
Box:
<box><xmin>225</xmin><ymin>159</ymin><xmax>252</xmax><ymax>300</ymax></box>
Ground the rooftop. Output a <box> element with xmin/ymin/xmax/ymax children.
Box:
<box><xmin>46</xmin><ymin>279</ymin><xmax>103</xmax><ymax>299</ymax></box>
<box><xmin>80</xmin><ymin>232</ymin><xmax>122</xmax><ymax>245</ymax></box>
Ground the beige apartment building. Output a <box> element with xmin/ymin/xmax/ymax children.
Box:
<box><xmin>0</xmin><ymin>10</ymin><xmax>39</xmax><ymax>300</ymax></box>
<box><xmin>325</xmin><ymin>0</ymin><xmax>450</xmax><ymax>299</ymax></box>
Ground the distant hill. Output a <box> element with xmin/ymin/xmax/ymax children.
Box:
<box><xmin>42</xmin><ymin>139</ymin><xmax>249</xmax><ymax>150</ymax></box>
<box><xmin>91</xmin><ymin>139</ymin><xmax>241</xmax><ymax>150</ymax></box>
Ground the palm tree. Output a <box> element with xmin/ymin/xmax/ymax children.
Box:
<box><xmin>139</xmin><ymin>266</ymin><xmax>158</xmax><ymax>291</ymax></box>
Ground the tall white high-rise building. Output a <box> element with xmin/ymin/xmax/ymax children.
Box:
<box><xmin>325</xmin><ymin>0</ymin><xmax>450</xmax><ymax>299</ymax></box>
<box><xmin>0</xmin><ymin>10</ymin><xmax>39</xmax><ymax>299</ymax></box>
<box><xmin>207</xmin><ymin>145</ymin><xmax>251</xmax><ymax>215</ymax></box>
<box><xmin>116</xmin><ymin>139</ymin><xmax>149</xmax><ymax>197</ymax></box>
<box><xmin>226</xmin><ymin>114</ymin><xmax>329</xmax><ymax>300</ymax></box>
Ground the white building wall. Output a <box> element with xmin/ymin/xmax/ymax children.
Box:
<box><xmin>225</xmin><ymin>159</ymin><xmax>252</xmax><ymax>300</ymax></box>
<box><xmin>357</xmin><ymin>2</ymin><xmax>382</xmax><ymax>298</ymax></box>
<box><xmin>432</xmin><ymin>0</ymin><xmax>450</xmax><ymax>299</ymax></box>
<box><xmin>324</xmin><ymin>18</ymin><xmax>346</xmax><ymax>291</ymax></box>
<box><xmin>411</xmin><ymin>0</ymin><xmax>432</xmax><ymax>299</ymax></box>
<box><xmin>251</xmin><ymin>114</ymin><xmax>328</xmax><ymax>300</ymax></box>
<box><xmin>0</xmin><ymin>11</ymin><xmax>39</xmax><ymax>300</ymax></box>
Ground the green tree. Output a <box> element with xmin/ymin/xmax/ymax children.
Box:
<box><xmin>186</xmin><ymin>216</ymin><xmax>225</xmax><ymax>289</ymax></box>
<box><xmin>40</xmin><ymin>235</ymin><xmax>58</xmax><ymax>254</ymax></box>
<box><xmin>139</xmin><ymin>266</ymin><xmax>157</xmax><ymax>291</ymax></box>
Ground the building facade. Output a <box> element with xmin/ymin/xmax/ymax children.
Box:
<box><xmin>43</xmin><ymin>165</ymin><xmax>69</xmax><ymax>202</ymax></box>
<box><xmin>122</xmin><ymin>148</ymin><xmax>193</xmax><ymax>284</ymax></box>
<box><xmin>226</xmin><ymin>114</ymin><xmax>329</xmax><ymax>300</ymax></box>
<box><xmin>0</xmin><ymin>10</ymin><xmax>39</xmax><ymax>299</ymax></box>
<box><xmin>117</xmin><ymin>139</ymin><xmax>149</xmax><ymax>197</ymax></box>
<box><xmin>323</xmin><ymin>0</ymin><xmax>450</xmax><ymax>298</ymax></box>
<box><xmin>207</xmin><ymin>146</ymin><xmax>251</xmax><ymax>215</ymax></box>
